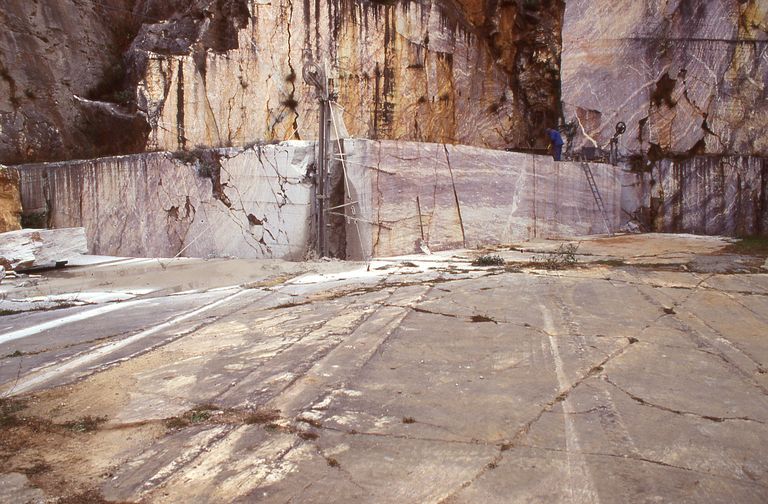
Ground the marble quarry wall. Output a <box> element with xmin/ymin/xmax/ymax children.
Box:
<box><xmin>15</xmin><ymin>142</ymin><xmax>315</xmax><ymax>259</ymax></box>
<box><xmin>635</xmin><ymin>156</ymin><xmax>768</xmax><ymax>236</ymax></box>
<box><xmin>0</xmin><ymin>0</ymin><xmax>564</xmax><ymax>165</ymax></box>
<box><xmin>342</xmin><ymin>140</ymin><xmax>626</xmax><ymax>259</ymax></box>
<box><xmin>13</xmin><ymin>140</ymin><xmax>631</xmax><ymax>260</ymax></box>
<box><xmin>0</xmin><ymin>166</ymin><xmax>22</xmax><ymax>233</ymax></box>
<box><xmin>561</xmin><ymin>0</ymin><xmax>768</xmax><ymax>158</ymax></box>
<box><xmin>134</xmin><ymin>0</ymin><xmax>553</xmax><ymax>154</ymax></box>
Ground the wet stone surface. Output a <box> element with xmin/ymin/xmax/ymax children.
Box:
<box><xmin>0</xmin><ymin>234</ymin><xmax>767</xmax><ymax>503</ymax></box>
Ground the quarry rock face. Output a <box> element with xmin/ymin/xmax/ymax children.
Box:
<box><xmin>341</xmin><ymin>139</ymin><xmax>624</xmax><ymax>259</ymax></box>
<box><xmin>15</xmin><ymin>140</ymin><xmax>633</xmax><ymax>260</ymax></box>
<box><xmin>562</xmin><ymin>0</ymin><xmax>768</xmax><ymax>157</ymax></box>
<box><xmin>133</xmin><ymin>0</ymin><xmax>562</xmax><ymax>153</ymax></box>
<box><xmin>641</xmin><ymin>156</ymin><xmax>768</xmax><ymax>236</ymax></box>
<box><xmin>0</xmin><ymin>0</ymin><xmax>564</xmax><ymax>164</ymax></box>
<box><xmin>0</xmin><ymin>166</ymin><xmax>22</xmax><ymax>232</ymax></box>
<box><xmin>15</xmin><ymin>143</ymin><xmax>315</xmax><ymax>259</ymax></box>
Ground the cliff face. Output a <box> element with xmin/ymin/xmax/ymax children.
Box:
<box><xmin>0</xmin><ymin>166</ymin><xmax>22</xmax><ymax>232</ymax></box>
<box><xmin>0</xmin><ymin>0</ymin><xmax>147</xmax><ymax>165</ymax></box>
<box><xmin>562</xmin><ymin>0</ymin><xmax>768</xmax><ymax>157</ymax></box>
<box><xmin>0</xmin><ymin>0</ymin><xmax>564</xmax><ymax>164</ymax></box>
<box><xmin>132</xmin><ymin>0</ymin><xmax>563</xmax><ymax>152</ymax></box>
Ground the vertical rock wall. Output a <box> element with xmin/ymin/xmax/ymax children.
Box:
<box><xmin>0</xmin><ymin>0</ymin><xmax>145</xmax><ymax>165</ymax></box>
<box><xmin>640</xmin><ymin>156</ymin><xmax>768</xmax><ymax>236</ymax></box>
<box><xmin>343</xmin><ymin>139</ymin><xmax>624</xmax><ymax>259</ymax></box>
<box><xmin>561</xmin><ymin>0</ymin><xmax>768</xmax><ymax>157</ymax></box>
<box><xmin>0</xmin><ymin>166</ymin><xmax>22</xmax><ymax>232</ymax></box>
<box><xmin>135</xmin><ymin>0</ymin><xmax>548</xmax><ymax>152</ymax></box>
<box><xmin>15</xmin><ymin>143</ymin><xmax>315</xmax><ymax>259</ymax></box>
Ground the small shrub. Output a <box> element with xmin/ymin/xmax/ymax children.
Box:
<box><xmin>472</xmin><ymin>255</ymin><xmax>505</xmax><ymax>267</ymax></box>
<box><xmin>530</xmin><ymin>243</ymin><xmax>580</xmax><ymax>270</ymax></box>
<box><xmin>62</xmin><ymin>415</ymin><xmax>107</xmax><ymax>433</ymax></box>
<box><xmin>188</xmin><ymin>404</ymin><xmax>219</xmax><ymax>424</ymax></box>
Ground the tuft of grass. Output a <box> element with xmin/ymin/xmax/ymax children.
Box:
<box><xmin>470</xmin><ymin>314</ymin><xmax>497</xmax><ymax>324</ymax></box>
<box><xmin>472</xmin><ymin>255</ymin><xmax>505</xmax><ymax>267</ymax></box>
<box><xmin>326</xmin><ymin>457</ymin><xmax>340</xmax><ymax>468</ymax></box>
<box><xmin>188</xmin><ymin>404</ymin><xmax>219</xmax><ymax>424</ymax></box>
<box><xmin>62</xmin><ymin>415</ymin><xmax>107</xmax><ymax>433</ymax></box>
<box><xmin>244</xmin><ymin>409</ymin><xmax>281</xmax><ymax>425</ymax></box>
<box><xmin>165</xmin><ymin>404</ymin><xmax>221</xmax><ymax>429</ymax></box>
<box><xmin>402</xmin><ymin>416</ymin><xmax>416</xmax><ymax>424</ymax></box>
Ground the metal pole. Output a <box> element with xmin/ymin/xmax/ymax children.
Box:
<box><xmin>317</xmin><ymin>100</ymin><xmax>327</xmax><ymax>257</ymax></box>
<box><xmin>416</xmin><ymin>196</ymin><xmax>424</xmax><ymax>240</ymax></box>
<box><xmin>302</xmin><ymin>52</ymin><xmax>332</xmax><ymax>258</ymax></box>
<box><xmin>322</xmin><ymin>99</ymin><xmax>331</xmax><ymax>257</ymax></box>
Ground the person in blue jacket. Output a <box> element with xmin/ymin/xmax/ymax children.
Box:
<box><xmin>546</xmin><ymin>128</ymin><xmax>564</xmax><ymax>161</ymax></box>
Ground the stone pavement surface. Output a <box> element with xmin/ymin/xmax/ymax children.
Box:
<box><xmin>0</xmin><ymin>234</ymin><xmax>767</xmax><ymax>503</ymax></box>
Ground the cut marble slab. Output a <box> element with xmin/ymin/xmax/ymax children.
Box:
<box><xmin>0</xmin><ymin>227</ymin><xmax>87</xmax><ymax>271</ymax></box>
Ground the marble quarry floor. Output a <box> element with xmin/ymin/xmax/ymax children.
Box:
<box><xmin>1</xmin><ymin>233</ymin><xmax>767</xmax><ymax>503</ymax></box>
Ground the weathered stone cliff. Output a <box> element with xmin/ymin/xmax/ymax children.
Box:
<box><xmin>0</xmin><ymin>0</ymin><xmax>564</xmax><ymax>164</ymax></box>
<box><xmin>562</xmin><ymin>0</ymin><xmax>768</xmax><ymax>158</ymax></box>
<box><xmin>0</xmin><ymin>166</ymin><xmax>22</xmax><ymax>232</ymax></box>
<box><xmin>639</xmin><ymin>156</ymin><xmax>768</xmax><ymax>236</ymax></box>
<box><xmin>0</xmin><ymin>0</ymin><xmax>147</xmax><ymax>165</ymax></box>
<box><xmin>131</xmin><ymin>0</ymin><xmax>564</xmax><ymax>152</ymax></box>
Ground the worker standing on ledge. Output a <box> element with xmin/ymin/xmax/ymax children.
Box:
<box><xmin>545</xmin><ymin>128</ymin><xmax>564</xmax><ymax>161</ymax></box>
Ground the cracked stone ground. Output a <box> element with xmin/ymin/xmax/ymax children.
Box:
<box><xmin>1</xmin><ymin>234</ymin><xmax>767</xmax><ymax>503</ymax></box>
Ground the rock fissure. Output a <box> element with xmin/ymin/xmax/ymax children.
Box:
<box><xmin>519</xmin><ymin>443</ymin><xmax>768</xmax><ymax>489</ymax></box>
<box><xmin>604</xmin><ymin>375</ymin><xmax>766</xmax><ymax>425</ymax></box>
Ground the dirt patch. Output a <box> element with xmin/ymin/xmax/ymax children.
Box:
<box><xmin>722</xmin><ymin>237</ymin><xmax>768</xmax><ymax>257</ymax></box>
<box><xmin>1</xmin><ymin>394</ymin><xmax>162</xmax><ymax>502</ymax></box>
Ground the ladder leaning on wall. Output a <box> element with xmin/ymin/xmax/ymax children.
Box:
<box><xmin>580</xmin><ymin>162</ymin><xmax>613</xmax><ymax>236</ymax></box>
